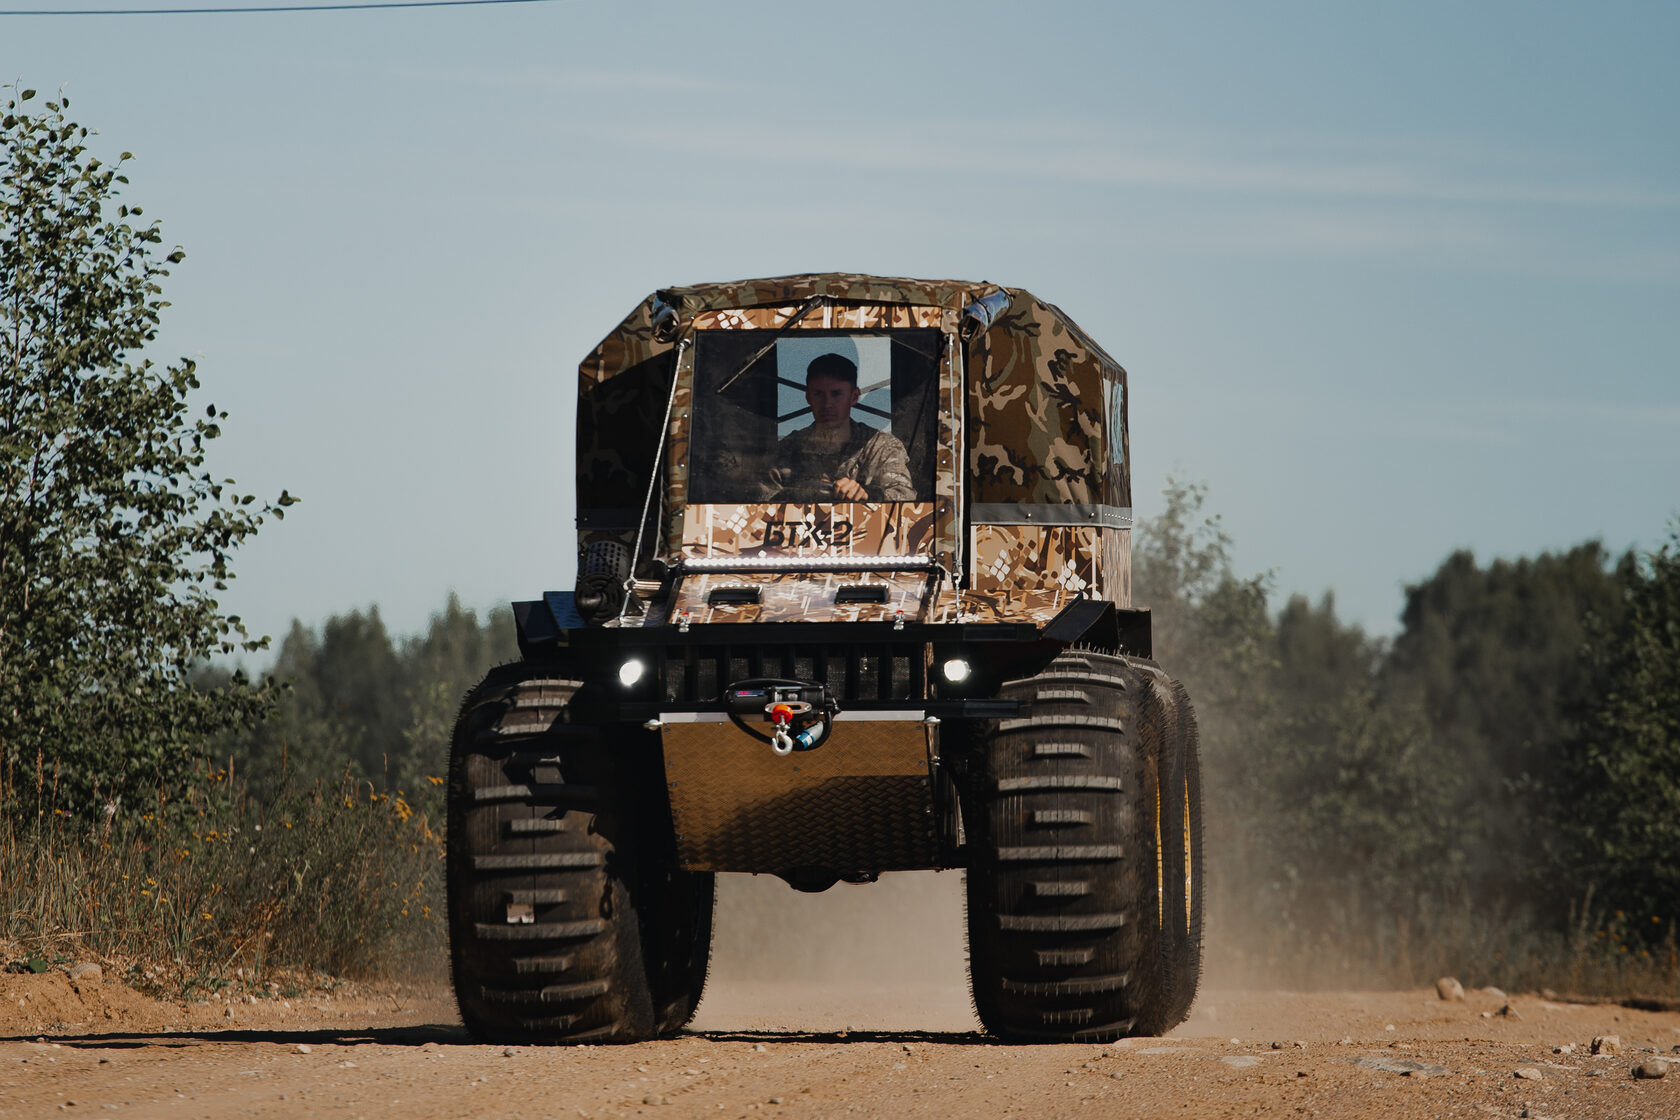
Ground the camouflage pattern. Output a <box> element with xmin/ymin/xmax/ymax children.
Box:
<box><xmin>692</xmin><ymin>303</ymin><xmax>945</xmax><ymax>331</ymax></box>
<box><xmin>970</xmin><ymin>523</ymin><xmax>1099</xmax><ymax>595</ymax></box>
<box><xmin>679</xmin><ymin>502</ymin><xmax>937</xmax><ymax>559</ymax></box>
<box><xmin>924</xmin><ymin>588</ymin><xmax>1079</xmax><ymax>626</ymax></box>
<box><xmin>660</xmin><ymin>717</ymin><xmax>937</xmax><ymax>873</ymax></box>
<box><xmin>970</xmin><ymin>524</ymin><xmax>1132</xmax><ymax>608</ymax></box>
<box><xmin>657</xmin><ymin>274</ymin><xmax>1000</xmax><ymax>320</ymax></box>
<box><xmin>579</xmin><ymin>276</ymin><xmax>992</xmax><ymax>554</ymax></box>
<box><xmin>668</xmin><ymin>571</ymin><xmax>932</xmax><ymax>625</ymax></box>
<box><xmin>668</xmin><ymin>303</ymin><xmax>962</xmax><ymax>567</ymax></box>
<box><xmin>766</xmin><ymin>422</ymin><xmax>915</xmax><ymax>503</ymax></box>
<box><xmin>933</xmin><ymin>322</ymin><xmax>961</xmax><ymax>572</ymax></box>
<box><xmin>966</xmin><ymin>290</ymin><xmax>1129</xmax><ymax>508</ymax></box>
<box><xmin>577</xmin><ymin>275</ymin><xmax>1134</xmax><ymax>628</ymax></box>
<box><xmin>1102</xmin><ymin>525</ymin><xmax>1132</xmax><ymax>607</ymax></box>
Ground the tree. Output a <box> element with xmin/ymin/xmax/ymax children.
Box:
<box><xmin>1131</xmin><ymin>477</ymin><xmax>1274</xmax><ymax>736</ymax></box>
<box><xmin>1565</xmin><ymin>521</ymin><xmax>1680</xmax><ymax>928</ymax></box>
<box><xmin>222</xmin><ymin>595</ymin><xmax>516</xmax><ymax>803</ymax></box>
<box><xmin>1382</xmin><ymin>543</ymin><xmax>1628</xmax><ymax>908</ymax></box>
<box><xmin>0</xmin><ymin>86</ymin><xmax>293</xmax><ymax>814</ymax></box>
<box><xmin>1135</xmin><ymin>482</ymin><xmax>1471</xmax><ymax>977</ymax></box>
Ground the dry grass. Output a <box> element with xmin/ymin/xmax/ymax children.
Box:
<box><xmin>1207</xmin><ymin>885</ymin><xmax>1680</xmax><ymax>998</ymax></box>
<box><xmin>5</xmin><ymin>765</ymin><xmax>1674</xmax><ymax>1006</ymax></box>
<box><xmin>1</xmin><ymin>762</ymin><xmax>445</xmax><ymax>995</ymax></box>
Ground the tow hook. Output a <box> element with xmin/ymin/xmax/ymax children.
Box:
<box><xmin>725</xmin><ymin>679</ymin><xmax>838</xmax><ymax>756</ymax></box>
<box><xmin>769</xmin><ymin>703</ymin><xmax>797</xmax><ymax>755</ymax></box>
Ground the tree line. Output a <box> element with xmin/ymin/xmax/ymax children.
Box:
<box><xmin>199</xmin><ymin>596</ymin><xmax>516</xmax><ymax>808</ymax></box>
<box><xmin>183</xmin><ymin>481</ymin><xmax>1679</xmax><ymax>984</ymax></box>
<box><xmin>1138</xmin><ymin>480</ymin><xmax>1678</xmax><ymax>985</ymax></box>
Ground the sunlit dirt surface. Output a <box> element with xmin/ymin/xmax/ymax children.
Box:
<box><xmin>5</xmin><ymin>874</ymin><xmax>1678</xmax><ymax>1119</ymax></box>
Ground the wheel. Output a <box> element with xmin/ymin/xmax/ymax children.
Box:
<box><xmin>446</xmin><ymin>662</ymin><xmax>713</xmax><ymax>1043</ymax></box>
<box><xmin>1137</xmin><ymin>666</ymin><xmax>1203</xmax><ymax>1028</ymax></box>
<box><xmin>964</xmin><ymin>649</ymin><xmax>1175</xmax><ymax>1042</ymax></box>
<box><xmin>1162</xmin><ymin>674</ymin><xmax>1204</xmax><ymax>1025</ymax></box>
<box><xmin>644</xmin><ymin>862</ymin><xmax>715</xmax><ymax>1033</ymax></box>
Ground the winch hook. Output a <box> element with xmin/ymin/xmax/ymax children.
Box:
<box><xmin>770</xmin><ymin>703</ymin><xmax>796</xmax><ymax>756</ymax></box>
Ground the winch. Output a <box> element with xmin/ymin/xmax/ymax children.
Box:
<box><xmin>722</xmin><ymin>678</ymin><xmax>839</xmax><ymax>755</ymax></box>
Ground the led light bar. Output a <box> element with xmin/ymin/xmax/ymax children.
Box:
<box><xmin>682</xmin><ymin>554</ymin><xmax>937</xmax><ymax>573</ymax></box>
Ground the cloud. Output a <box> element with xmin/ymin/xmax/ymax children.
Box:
<box><xmin>1048</xmin><ymin>148</ymin><xmax>1680</xmax><ymax>209</ymax></box>
<box><xmin>373</xmin><ymin>62</ymin><xmax>732</xmax><ymax>94</ymax></box>
<box><xmin>1153</xmin><ymin>207</ymin><xmax>1509</xmax><ymax>255</ymax></box>
<box><xmin>562</xmin><ymin>114</ymin><xmax>1680</xmax><ymax>211</ymax></box>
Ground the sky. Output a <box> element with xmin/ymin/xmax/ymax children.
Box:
<box><xmin>6</xmin><ymin>0</ymin><xmax>1677</xmax><ymax>652</ymax></box>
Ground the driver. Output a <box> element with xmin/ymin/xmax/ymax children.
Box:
<box><xmin>764</xmin><ymin>353</ymin><xmax>915</xmax><ymax>502</ymax></box>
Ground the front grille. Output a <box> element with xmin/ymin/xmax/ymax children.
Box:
<box><xmin>658</xmin><ymin>642</ymin><xmax>926</xmax><ymax>706</ymax></box>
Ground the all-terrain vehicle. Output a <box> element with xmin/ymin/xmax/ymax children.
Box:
<box><xmin>446</xmin><ymin>274</ymin><xmax>1203</xmax><ymax>1044</ymax></box>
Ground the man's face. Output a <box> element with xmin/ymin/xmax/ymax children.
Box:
<box><xmin>805</xmin><ymin>373</ymin><xmax>860</xmax><ymax>429</ymax></box>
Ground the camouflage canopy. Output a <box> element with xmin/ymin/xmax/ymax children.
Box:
<box><xmin>576</xmin><ymin>272</ymin><xmax>1131</xmax><ymax>535</ymax></box>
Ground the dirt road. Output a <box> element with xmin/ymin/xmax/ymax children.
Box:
<box><xmin>7</xmin><ymin>976</ymin><xmax>1680</xmax><ymax>1118</ymax></box>
<box><xmin>5</xmin><ymin>874</ymin><xmax>1679</xmax><ymax>1118</ymax></box>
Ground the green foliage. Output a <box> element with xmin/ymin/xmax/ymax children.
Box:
<box><xmin>1137</xmin><ymin>478</ymin><xmax>1673</xmax><ymax>990</ymax></box>
<box><xmin>222</xmin><ymin>594</ymin><xmax>517</xmax><ymax>805</ymax></box>
<box><xmin>1566</xmin><ymin>521</ymin><xmax>1680</xmax><ymax>925</ymax></box>
<box><xmin>2</xmin><ymin>591</ymin><xmax>510</xmax><ymax>982</ymax></box>
<box><xmin>1382</xmin><ymin>543</ymin><xmax>1629</xmax><ymax>905</ymax></box>
<box><xmin>1131</xmin><ymin>478</ymin><xmax>1274</xmax><ymax>748</ymax></box>
<box><xmin>0</xmin><ymin>85</ymin><xmax>293</xmax><ymax>814</ymax></box>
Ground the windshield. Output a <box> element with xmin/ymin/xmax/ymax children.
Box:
<box><xmin>689</xmin><ymin>329</ymin><xmax>940</xmax><ymax>505</ymax></box>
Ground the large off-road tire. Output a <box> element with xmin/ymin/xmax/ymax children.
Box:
<box><xmin>1136</xmin><ymin>666</ymin><xmax>1204</xmax><ymax>1028</ymax></box>
<box><xmin>1122</xmin><ymin>661</ymin><xmax>1202</xmax><ymax>1027</ymax></box>
<box><xmin>643</xmin><ymin>859</ymin><xmax>715</xmax><ymax>1033</ymax></box>
<box><xmin>446</xmin><ymin>662</ymin><xmax>713</xmax><ymax>1043</ymax></box>
<box><xmin>965</xmin><ymin>649</ymin><xmax>1184</xmax><ymax>1042</ymax></box>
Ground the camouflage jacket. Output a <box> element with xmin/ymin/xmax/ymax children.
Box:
<box><xmin>765</xmin><ymin>420</ymin><xmax>915</xmax><ymax>502</ymax></box>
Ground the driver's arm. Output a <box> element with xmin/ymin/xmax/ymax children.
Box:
<box><xmin>856</xmin><ymin>432</ymin><xmax>914</xmax><ymax>501</ymax></box>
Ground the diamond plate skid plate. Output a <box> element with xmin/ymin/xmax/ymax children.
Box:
<box><xmin>661</xmin><ymin>718</ymin><xmax>938</xmax><ymax>875</ymax></box>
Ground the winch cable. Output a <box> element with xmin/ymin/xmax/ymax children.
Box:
<box><xmin>725</xmin><ymin>678</ymin><xmax>837</xmax><ymax>754</ymax></box>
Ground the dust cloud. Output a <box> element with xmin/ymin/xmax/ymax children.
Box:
<box><xmin>691</xmin><ymin>870</ymin><xmax>980</xmax><ymax>1032</ymax></box>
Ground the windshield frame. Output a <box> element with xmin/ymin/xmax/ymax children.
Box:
<box><xmin>663</xmin><ymin>309</ymin><xmax>959</xmax><ymax>566</ymax></box>
<box><xmin>687</xmin><ymin>326</ymin><xmax>941</xmax><ymax>508</ymax></box>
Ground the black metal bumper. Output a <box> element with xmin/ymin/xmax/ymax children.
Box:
<box><xmin>513</xmin><ymin>593</ymin><xmax>1150</xmax><ymax>725</ymax></box>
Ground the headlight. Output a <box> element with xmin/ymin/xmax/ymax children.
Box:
<box><xmin>618</xmin><ymin>658</ymin><xmax>646</xmax><ymax>687</ymax></box>
<box><xmin>940</xmin><ymin>658</ymin><xmax>971</xmax><ymax>683</ymax></box>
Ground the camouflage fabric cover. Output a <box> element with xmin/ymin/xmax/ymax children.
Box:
<box><xmin>694</xmin><ymin>304</ymin><xmax>946</xmax><ymax>331</ymax></box>
<box><xmin>929</xmin><ymin>588</ymin><xmax>1081</xmax><ymax>625</ymax></box>
<box><xmin>966</xmin><ymin>290</ymin><xmax>1129</xmax><ymax>509</ymax></box>
<box><xmin>639</xmin><ymin>567</ymin><xmax>1118</xmax><ymax>630</ymax></box>
<box><xmin>577</xmin><ymin>274</ymin><xmax>1134</xmax><ymax>621</ymax></box>
<box><xmin>670</xmin><ymin>571</ymin><xmax>931</xmax><ymax>625</ymax></box>
<box><xmin>650</xmin><ymin>302</ymin><xmax>961</xmax><ymax>568</ymax></box>
<box><xmin>680</xmin><ymin>502</ymin><xmax>936</xmax><ymax>559</ymax></box>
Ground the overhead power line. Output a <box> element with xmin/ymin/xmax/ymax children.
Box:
<box><xmin>1</xmin><ymin>0</ymin><xmax>554</xmax><ymax>13</ymax></box>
